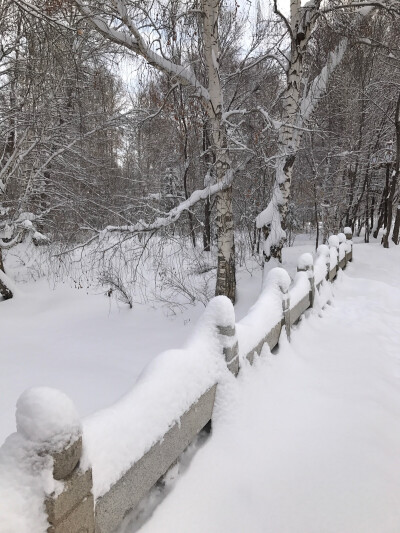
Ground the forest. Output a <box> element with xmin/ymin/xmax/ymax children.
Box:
<box><xmin>1</xmin><ymin>0</ymin><xmax>399</xmax><ymax>306</ymax></box>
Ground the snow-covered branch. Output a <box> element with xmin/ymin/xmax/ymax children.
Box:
<box><xmin>301</xmin><ymin>38</ymin><xmax>348</xmax><ymax>123</ymax></box>
<box><xmin>95</xmin><ymin>170</ymin><xmax>234</xmax><ymax>238</ymax></box>
<box><xmin>258</xmin><ymin>107</ymin><xmax>282</xmax><ymax>131</ymax></box>
<box><xmin>75</xmin><ymin>1</ymin><xmax>210</xmax><ymax>101</ymax></box>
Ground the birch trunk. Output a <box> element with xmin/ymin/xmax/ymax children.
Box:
<box><xmin>257</xmin><ymin>0</ymin><xmax>314</xmax><ymax>263</ymax></box>
<box><xmin>257</xmin><ymin>0</ymin><xmax>350</xmax><ymax>263</ymax></box>
<box><xmin>202</xmin><ymin>0</ymin><xmax>236</xmax><ymax>302</ymax></box>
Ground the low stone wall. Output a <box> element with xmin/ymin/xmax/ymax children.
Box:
<box><xmin>4</xmin><ymin>230</ymin><xmax>353</xmax><ymax>533</ymax></box>
<box><xmin>95</xmin><ymin>385</ymin><xmax>217</xmax><ymax>533</ymax></box>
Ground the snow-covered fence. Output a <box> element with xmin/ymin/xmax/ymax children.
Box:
<box><xmin>2</xmin><ymin>231</ymin><xmax>353</xmax><ymax>533</ymax></box>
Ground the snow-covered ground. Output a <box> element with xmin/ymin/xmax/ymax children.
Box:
<box><xmin>119</xmin><ymin>242</ymin><xmax>400</xmax><ymax>533</ymax></box>
<box><xmin>0</xmin><ymin>233</ymin><xmax>316</xmax><ymax>446</ymax></box>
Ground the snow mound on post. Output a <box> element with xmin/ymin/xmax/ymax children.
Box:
<box><xmin>317</xmin><ymin>244</ymin><xmax>329</xmax><ymax>256</ymax></box>
<box><xmin>0</xmin><ymin>388</ymin><xmax>79</xmax><ymax>533</ymax></box>
<box><xmin>338</xmin><ymin>233</ymin><xmax>346</xmax><ymax>243</ymax></box>
<box><xmin>328</xmin><ymin>235</ymin><xmax>339</xmax><ymax>248</ymax></box>
<box><xmin>297</xmin><ymin>253</ymin><xmax>313</xmax><ymax>271</ymax></box>
<box><xmin>344</xmin><ymin>226</ymin><xmax>352</xmax><ymax>235</ymax></box>
<box><xmin>262</xmin><ymin>267</ymin><xmax>291</xmax><ymax>293</ymax></box>
<box><xmin>16</xmin><ymin>387</ymin><xmax>81</xmax><ymax>449</ymax></box>
<box><xmin>199</xmin><ymin>295</ymin><xmax>235</xmax><ymax>329</ymax></box>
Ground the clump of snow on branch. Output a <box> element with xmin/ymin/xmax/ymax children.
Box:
<box><xmin>255</xmin><ymin>185</ymin><xmax>286</xmax><ymax>258</ymax></box>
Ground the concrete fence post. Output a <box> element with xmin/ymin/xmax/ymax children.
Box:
<box><xmin>45</xmin><ymin>444</ymin><xmax>94</xmax><ymax>533</ymax></box>
<box><xmin>208</xmin><ymin>295</ymin><xmax>239</xmax><ymax>376</ymax></box>
<box><xmin>281</xmin><ymin>282</ymin><xmax>291</xmax><ymax>341</ymax></box>
<box><xmin>297</xmin><ymin>253</ymin><xmax>315</xmax><ymax>307</ymax></box>
<box><xmin>344</xmin><ymin>226</ymin><xmax>353</xmax><ymax>262</ymax></box>
<box><xmin>15</xmin><ymin>388</ymin><xmax>95</xmax><ymax>533</ymax></box>
<box><xmin>338</xmin><ymin>232</ymin><xmax>347</xmax><ymax>269</ymax></box>
<box><xmin>217</xmin><ymin>323</ymin><xmax>239</xmax><ymax>376</ymax></box>
<box><xmin>328</xmin><ymin>235</ymin><xmax>340</xmax><ymax>281</ymax></box>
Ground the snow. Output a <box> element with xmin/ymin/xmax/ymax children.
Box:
<box><xmin>16</xmin><ymin>388</ymin><xmax>81</xmax><ymax>448</ymax></box>
<box><xmin>236</xmin><ymin>267</ymin><xmax>290</xmax><ymax>358</ymax></box>
<box><xmin>126</xmin><ymin>242</ymin><xmax>400</xmax><ymax>533</ymax></box>
<box><xmin>328</xmin><ymin>234</ymin><xmax>339</xmax><ymax>248</ymax></box>
<box><xmin>301</xmin><ymin>38</ymin><xmax>348</xmax><ymax>123</ymax></box>
<box><xmin>0</xmin><ymin>275</ymin><xmax>207</xmax><ymax>447</ymax></box>
<box><xmin>314</xmin><ymin>244</ymin><xmax>329</xmax><ymax>284</ymax></box>
<box><xmin>0</xmin><ymin>231</ymin><xmax>365</xmax><ymax>532</ymax></box>
<box><xmin>0</xmin><ymin>432</ymin><xmax>53</xmax><ymax>533</ymax></box>
<box><xmin>289</xmin><ymin>270</ymin><xmax>310</xmax><ymax>307</ymax></box>
<box><xmin>255</xmin><ymin>185</ymin><xmax>286</xmax><ymax>258</ymax></box>
<box><xmin>297</xmin><ymin>252</ymin><xmax>313</xmax><ymax>271</ymax></box>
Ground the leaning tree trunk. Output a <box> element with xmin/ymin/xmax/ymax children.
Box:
<box><xmin>0</xmin><ymin>248</ymin><xmax>13</xmax><ymax>300</ymax></box>
<box><xmin>203</xmin><ymin>0</ymin><xmax>236</xmax><ymax>302</ymax></box>
<box><xmin>257</xmin><ymin>0</ymin><xmax>307</xmax><ymax>263</ymax></box>
<box><xmin>256</xmin><ymin>0</ymin><xmax>355</xmax><ymax>264</ymax></box>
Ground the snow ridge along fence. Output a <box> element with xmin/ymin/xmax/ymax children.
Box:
<box><xmin>3</xmin><ymin>229</ymin><xmax>353</xmax><ymax>533</ymax></box>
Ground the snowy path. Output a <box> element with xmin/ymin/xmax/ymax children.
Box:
<box><xmin>129</xmin><ymin>243</ymin><xmax>400</xmax><ymax>533</ymax></box>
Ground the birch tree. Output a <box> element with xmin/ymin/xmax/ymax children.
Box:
<box><xmin>256</xmin><ymin>0</ymin><xmax>393</xmax><ymax>263</ymax></box>
<box><xmin>73</xmin><ymin>0</ymin><xmax>239</xmax><ymax>300</ymax></box>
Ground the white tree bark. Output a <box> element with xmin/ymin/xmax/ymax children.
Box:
<box><xmin>257</xmin><ymin>1</ymin><xmax>372</xmax><ymax>263</ymax></box>
<box><xmin>202</xmin><ymin>0</ymin><xmax>236</xmax><ymax>302</ymax></box>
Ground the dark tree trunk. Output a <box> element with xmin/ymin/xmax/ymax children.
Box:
<box><xmin>0</xmin><ymin>249</ymin><xmax>13</xmax><ymax>300</ymax></box>
<box><xmin>387</xmin><ymin>93</ymin><xmax>400</xmax><ymax>246</ymax></box>
<box><xmin>203</xmin><ymin>196</ymin><xmax>211</xmax><ymax>252</ymax></box>
<box><xmin>392</xmin><ymin>205</ymin><xmax>400</xmax><ymax>245</ymax></box>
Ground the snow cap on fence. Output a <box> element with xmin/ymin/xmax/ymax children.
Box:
<box><xmin>297</xmin><ymin>253</ymin><xmax>313</xmax><ymax>272</ymax></box>
<box><xmin>16</xmin><ymin>387</ymin><xmax>81</xmax><ymax>449</ymax></box>
<box><xmin>338</xmin><ymin>233</ymin><xmax>346</xmax><ymax>243</ymax></box>
<box><xmin>201</xmin><ymin>295</ymin><xmax>235</xmax><ymax>329</ymax></box>
<box><xmin>262</xmin><ymin>267</ymin><xmax>291</xmax><ymax>293</ymax></box>
<box><xmin>328</xmin><ymin>235</ymin><xmax>339</xmax><ymax>248</ymax></box>
<box><xmin>344</xmin><ymin>226</ymin><xmax>352</xmax><ymax>236</ymax></box>
<box><xmin>317</xmin><ymin>244</ymin><xmax>330</xmax><ymax>259</ymax></box>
